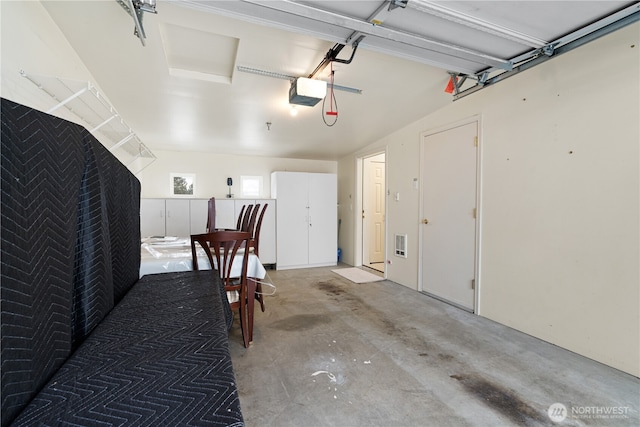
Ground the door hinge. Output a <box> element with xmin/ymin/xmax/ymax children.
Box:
<box><xmin>474</xmin><ymin>136</ymin><xmax>478</xmax><ymax>147</ymax></box>
<box><xmin>471</xmin><ymin>279</ymin><xmax>475</xmax><ymax>290</ymax></box>
<box><xmin>473</xmin><ymin>208</ymin><xmax>477</xmax><ymax>219</ymax></box>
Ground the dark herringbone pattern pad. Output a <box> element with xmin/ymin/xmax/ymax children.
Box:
<box><xmin>2</xmin><ymin>99</ymin><xmax>143</xmax><ymax>425</ymax></box>
<box><xmin>101</xmin><ymin>149</ymin><xmax>141</xmax><ymax>305</ymax></box>
<box><xmin>1</xmin><ymin>98</ymin><xmax>85</xmax><ymax>425</ymax></box>
<box><xmin>71</xmin><ymin>132</ymin><xmax>140</xmax><ymax>346</ymax></box>
<box><xmin>12</xmin><ymin>271</ymin><xmax>244</xmax><ymax>426</ymax></box>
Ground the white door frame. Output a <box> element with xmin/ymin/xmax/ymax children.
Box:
<box><xmin>418</xmin><ymin>116</ymin><xmax>483</xmax><ymax>314</ymax></box>
<box><xmin>363</xmin><ymin>153</ymin><xmax>386</xmax><ymax>266</ymax></box>
<box><xmin>355</xmin><ymin>148</ymin><xmax>388</xmax><ymax>276</ymax></box>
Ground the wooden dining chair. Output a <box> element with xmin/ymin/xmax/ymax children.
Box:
<box><xmin>222</xmin><ymin>203</ymin><xmax>267</xmax><ymax>312</ymax></box>
<box><xmin>235</xmin><ymin>205</ymin><xmax>246</xmax><ymax>231</ymax></box>
<box><xmin>250</xmin><ymin>204</ymin><xmax>268</xmax><ymax>312</ymax></box>
<box><xmin>239</xmin><ymin>204</ymin><xmax>255</xmax><ymax>232</ymax></box>
<box><xmin>190</xmin><ymin>231</ymin><xmax>253</xmax><ymax>348</ymax></box>
<box><xmin>245</xmin><ymin>203</ymin><xmax>260</xmax><ymax>233</ymax></box>
<box><xmin>205</xmin><ymin>197</ymin><xmax>216</xmax><ymax>232</ymax></box>
<box><xmin>250</xmin><ymin>203</ymin><xmax>268</xmax><ymax>258</ymax></box>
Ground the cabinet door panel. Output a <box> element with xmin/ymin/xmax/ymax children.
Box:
<box><xmin>140</xmin><ymin>199</ymin><xmax>165</xmax><ymax>237</ymax></box>
<box><xmin>215</xmin><ymin>199</ymin><xmax>236</xmax><ymax>230</ymax></box>
<box><xmin>190</xmin><ymin>199</ymin><xmax>208</xmax><ymax>234</ymax></box>
<box><xmin>275</xmin><ymin>173</ymin><xmax>309</xmax><ymax>268</ymax></box>
<box><xmin>308</xmin><ymin>173</ymin><xmax>337</xmax><ymax>265</ymax></box>
<box><xmin>165</xmin><ymin>199</ymin><xmax>190</xmax><ymax>236</ymax></box>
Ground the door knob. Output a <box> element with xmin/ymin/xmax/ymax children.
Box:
<box><xmin>422</xmin><ymin>219</ymin><xmax>429</xmax><ymax>224</ymax></box>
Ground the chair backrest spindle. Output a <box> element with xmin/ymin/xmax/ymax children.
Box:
<box><xmin>206</xmin><ymin>197</ymin><xmax>216</xmax><ymax>232</ymax></box>
<box><xmin>240</xmin><ymin>204</ymin><xmax>254</xmax><ymax>232</ymax></box>
<box><xmin>235</xmin><ymin>205</ymin><xmax>246</xmax><ymax>230</ymax></box>
<box><xmin>251</xmin><ymin>204</ymin><xmax>268</xmax><ymax>257</ymax></box>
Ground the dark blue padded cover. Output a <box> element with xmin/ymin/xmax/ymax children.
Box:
<box><xmin>11</xmin><ymin>271</ymin><xmax>244</xmax><ymax>427</ymax></box>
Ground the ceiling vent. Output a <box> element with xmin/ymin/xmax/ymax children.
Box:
<box><xmin>289</xmin><ymin>77</ymin><xmax>327</xmax><ymax>106</ymax></box>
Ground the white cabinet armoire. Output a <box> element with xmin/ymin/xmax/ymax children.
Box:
<box><xmin>271</xmin><ymin>172</ymin><xmax>337</xmax><ymax>270</ymax></box>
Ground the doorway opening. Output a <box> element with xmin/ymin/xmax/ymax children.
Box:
<box><xmin>361</xmin><ymin>152</ymin><xmax>386</xmax><ymax>275</ymax></box>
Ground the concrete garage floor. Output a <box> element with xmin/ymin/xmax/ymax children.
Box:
<box><xmin>228</xmin><ymin>266</ymin><xmax>639</xmax><ymax>427</ymax></box>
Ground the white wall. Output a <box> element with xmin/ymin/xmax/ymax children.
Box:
<box><xmin>339</xmin><ymin>23</ymin><xmax>640</xmax><ymax>376</ymax></box>
<box><xmin>337</xmin><ymin>156</ymin><xmax>357</xmax><ymax>265</ymax></box>
<box><xmin>0</xmin><ymin>2</ymin><xmax>100</xmax><ymax>121</ymax></box>
<box><xmin>138</xmin><ymin>149</ymin><xmax>336</xmax><ymax>199</ymax></box>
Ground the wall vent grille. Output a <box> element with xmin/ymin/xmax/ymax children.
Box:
<box><xmin>395</xmin><ymin>234</ymin><xmax>407</xmax><ymax>258</ymax></box>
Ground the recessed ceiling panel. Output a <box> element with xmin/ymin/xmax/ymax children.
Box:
<box><xmin>160</xmin><ymin>23</ymin><xmax>239</xmax><ymax>84</ymax></box>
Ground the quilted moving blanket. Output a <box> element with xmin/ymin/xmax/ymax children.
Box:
<box><xmin>11</xmin><ymin>271</ymin><xmax>243</xmax><ymax>426</ymax></box>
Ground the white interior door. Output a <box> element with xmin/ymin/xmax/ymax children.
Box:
<box><xmin>364</xmin><ymin>156</ymin><xmax>385</xmax><ymax>265</ymax></box>
<box><xmin>421</xmin><ymin>122</ymin><xmax>477</xmax><ymax>310</ymax></box>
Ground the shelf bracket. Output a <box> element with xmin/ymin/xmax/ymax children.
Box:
<box><xmin>91</xmin><ymin>114</ymin><xmax>119</xmax><ymax>133</ymax></box>
<box><xmin>46</xmin><ymin>87</ymin><xmax>89</xmax><ymax>114</ymax></box>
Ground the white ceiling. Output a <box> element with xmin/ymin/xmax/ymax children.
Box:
<box><xmin>41</xmin><ymin>1</ymin><xmax>636</xmax><ymax>161</ymax></box>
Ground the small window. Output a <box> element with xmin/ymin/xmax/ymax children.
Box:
<box><xmin>240</xmin><ymin>176</ymin><xmax>263</xmax><ymax>198</ymax></box>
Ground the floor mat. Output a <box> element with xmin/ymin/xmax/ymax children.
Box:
<box><xmin>331</xmin><ymin>267</ymin><xmax>384</xmax><ymax>284</ymax></box>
